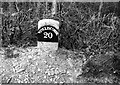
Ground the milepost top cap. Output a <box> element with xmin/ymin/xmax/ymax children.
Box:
<box><xmin>38</xmin><ymin>19</ymin><xmax>59</xmax><ymax>30</ymax></box>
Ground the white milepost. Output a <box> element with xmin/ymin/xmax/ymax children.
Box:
<box><xmin>37</xmin><ymin>19</ymin><xmax>59</xmax><ymax>51</ymax></box>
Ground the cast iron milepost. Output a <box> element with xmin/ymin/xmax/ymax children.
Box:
<box><xmin>37</xmin><ymin>19</ymin><xmax>59</xmax><ymax>51</ymax></box>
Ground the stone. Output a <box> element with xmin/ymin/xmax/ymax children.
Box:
<box><xmin>28</xmin><ymin>55</ymin><xmax>33</xmax><ymax>59</ymax></box>
<box><xmin>37</xmin><ymin>19</ymin><xmax>59</xmax><ymax>51</ymax></box>
<box><xmin>54</xmin><ymin>68</ymin><xmax>59</xmax><ymax>75</ymax></box>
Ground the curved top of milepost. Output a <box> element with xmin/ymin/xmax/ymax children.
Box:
<box><xmin>38</xmin><ymin>19</ymin><xmax>59</xmax><ymax>30</ymax></box>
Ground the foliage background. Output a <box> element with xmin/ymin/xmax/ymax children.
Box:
<box><xmin>1</xmin><ymin>2</ymin><xmax>119</xmax><ymax>49</ymax></box>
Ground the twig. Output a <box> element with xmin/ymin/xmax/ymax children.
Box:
<box><xmin>15</xmin><ymin>2</ymin><xmax>19</xmax><ymax>12</ymax></box>
<box><xmin>98</xmin><ymin>0</ymin><xmax>103</xmax><ymax>19</ymax></box>
<box><xmin>7</xmin><ymin>77</ymin><xmax>12</xmax><ymax>84</ymax></box>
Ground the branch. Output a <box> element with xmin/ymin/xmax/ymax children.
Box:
<box><xmin>51</xmin><ymin>0</ymin><xmax>56</xmax><ymax>17</ymax></box>
<box><xmin>15</xmin><ymin>2</ymin><xmax>19</xmax><ymax>12</ymax></box>
<box><xmin>98</xmin><ymin>0</ymin><xmax>103</xmax><ymax>19</ymax></box>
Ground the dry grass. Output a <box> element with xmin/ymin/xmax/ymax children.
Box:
<box><xmin>0</xmin><ymin>46</ymin><xmax>119</xmax><ymax>83</ymax></box>
<box><xmin>0</xmin><ymin>47</ymin><xmax>85</xmax><ymax>83</ymax></box>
